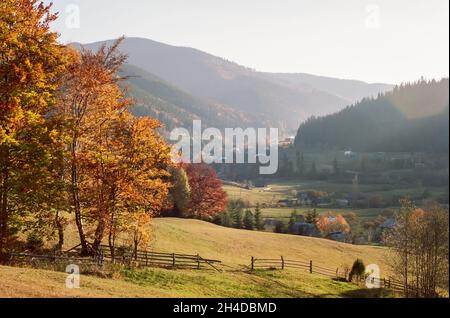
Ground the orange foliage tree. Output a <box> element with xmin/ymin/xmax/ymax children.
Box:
<box><xmin>56</xmin><ymin>39</ymin><xmax>130</xmax><ymax>254</ymax></box>
<box><xmin>57</xmin><ymin>40</ymin><xmax>172</xmax><ymax>256</ymax></box>
<box><xmin>185</xmin><ymin>163</ymin><xmax>227</xmax><ymax>220</ymax></box>
<box><xmin>316</xmin><ymin>214</ymin><xmax>350</xmax><ymax>237</ymax></box>
<box><xmin>104</xmin><ymin>117</ymin><xmax>172</xmax><ymax>258</ymax></box>
<box><xmin>0</xmin><ymin>0</ymin><xmax>68</xmax><ymax>255</ymax></box>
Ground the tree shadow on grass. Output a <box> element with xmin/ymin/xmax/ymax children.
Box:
<box><xmin>340</xmin><ymin>288</ymin><xmax>395</xmax><ymax>298</ymax></box>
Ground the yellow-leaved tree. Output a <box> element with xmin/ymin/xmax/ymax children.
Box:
<box><xmin>0</xmin><ymin>0</ymin><xmax>68</xmax><ymax>256</ymax></box>
<box><xmin>58</xmin><ymin>40</ymin><xmax>172</xmax><ymax>256</ymax></box>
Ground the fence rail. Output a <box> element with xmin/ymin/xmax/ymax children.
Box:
<box><xmin>250</xmin><ymin>256</ymin><xmax>344</xmax><ymax>278</ymax></box>
<box><xmin>8</xmin><ymin>250</ymin><xmax>418</xmax><ymax>296</ymax></box>
<box><xmin>368</xmin><ymin>276</ymin><xmax>422</xmax><ymax>296</ymax></box>
<box><xmin>93</xmin><ymin>245</ymin><xmax>222</xmax><ymax>271</ymax></box>
<box><xmin>9</xmin><ymin>246</ymin><xmax>222</xmax><ymax>272</ymax></box>
<box><xmin>250</xmin><ymin>256</ymin><xmax>420</xmax><ymax>296</ymax></box>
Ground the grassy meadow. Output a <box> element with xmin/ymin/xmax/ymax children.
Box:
<box><xmin>1</xmin><ymin>218</ymin><xmax>393</xmax><ymax>298</ymax></box>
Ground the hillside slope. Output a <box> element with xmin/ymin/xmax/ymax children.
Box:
<box><xmin>295</xmin><ymin>79</ymin><xmax>449</xmax><ymax>152</ymax></box>
<box><xmin>121</xmin><ymin>64</ymin><xmax>268</xmax><ymax>130</ymax></box>
<box><xmin>150</xmin><ymin>218</ymin><xmax>390</xmax><ymax>273</ymax></box>
<box><xmin>1</xmin><ymin>263</ymin><xmax>391</xmax><ymax>298</ymax></box>
<box><xmin>1</xmin><ymin>218</ymin><xmax>392</xmax><ymax>298</ymax></box>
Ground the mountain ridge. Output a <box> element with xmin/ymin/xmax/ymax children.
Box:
<box><xmin>72</xmin><ymin>37</ymin><xmax>393</xmax><ymax>132</ymax></box>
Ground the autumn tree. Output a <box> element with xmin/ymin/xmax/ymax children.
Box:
<box><xmin>56</xmin><ymin>38</ymin><xmax>130</xmax><ymax>254</ymax></box>
<box><xmin>185</xmin><ymin>164</ymin><xmax>227</xmax><ymax>220</ymax></box>
<box><xmin>57</xmin><ymin>40</ymin><xmax>173</xmax><ymax>256</ymax></box>
<box><xmin>106</xmin><ymin>117</ymin><xmax>172</xmax><ymax>255</ymax></box>
<box><xmin>85</xmin><ymin>114</ymin><xmax>172</xmax><ymax>255</ymax></box>
<box><xmin>317</xmin><ymin>214</ymin><xmax>350</xmax><ymax>237</ymax></box>
<box><xmin>0</xmin><ymin>0</ymin><xmax>68</xmax><ymax>256</ymax></box>
<box><xmin>167</xmin><ymin>165</ymin><xmax>191</xmax><ymax>217</ymax></box>
<box><xmin>125</xmin><ymin>211</ymin><xmax>153</xmax><ymax>261</ymax></box>
<box><xmin>384</xmin><ymin>200</ymin><xmax>449</xmax><ymax>297</ymax></box>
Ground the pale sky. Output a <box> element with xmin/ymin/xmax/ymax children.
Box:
<box><xmin>45</xmin><ymin>0</ymin><xmax>449</xmax><ymax>84</ymax></box>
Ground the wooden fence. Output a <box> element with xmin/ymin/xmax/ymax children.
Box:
<box><xmin>9</xmin><ymin>246</ymin><xmax>222</xmax><ymax>272</ymax></box>
<box><xmin>96</xmin><ymin>245</ymin><xmax>222</xmax><ymax>271</ymax></box>
<box><xmin>250</xmin><ymin>256</ymin><xmax>420</xmax><ymax>296</ymax></box>
<box><xmin>8</xmin><ymin>250</ymin><xmax>420</xmax><ymax>296</ymax></box>
<box><xmin>368</xmin><ymin>276</ymin><xmax>422</xmax><ymax>297</ymax></box>
<box><xmin>250</xmin><ymin>256</ymin><xmax>345</xmax><ymax>278</ymax></box>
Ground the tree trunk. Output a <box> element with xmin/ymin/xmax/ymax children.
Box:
<box><xmin>0</xmin><ymin>147</ymin><xmax>10</xmax><ymax>260</ymax></box>
<box><xmin>71</xmin><ymin>138</ymin><xmax>89</xmax><ymax>255</ymax></box>
<box><xmin>54</xmin><ymin>210</ymin><xmax>64</xmax><ymax>254</ymax></box>
<box><xmin>133</xmin><ymin>237</ymin><xmax>138</xmax><ymax>261</ymax></box>
<box><xmin>92</xmin><ymin>215</ymin><xmax>106</xmax><ymax>253</ymax></box>
<box><xmin>108</xmin><ymin>216</ymin><xmax>116</xmax><ymax>263</ymax></box>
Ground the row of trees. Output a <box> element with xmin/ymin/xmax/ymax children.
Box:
<box><xmin>214</xmin><ymin>201</ymin><xmax>265</xmax><ymax>231</ymax></box>
<box><xmin>384</xmin><ymin>200</ymin><xmax>449</xmax><ymax>297</ymax></box>
<box><xmin>0</xmin><ymin>1</ymin><xmax>227</xmax><ymax>259</ymax></box>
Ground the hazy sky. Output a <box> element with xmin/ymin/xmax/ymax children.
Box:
<box><xmin>45</xmin><ymin>0</ymin><xmax>449</xmax><ymax>84</ymax></box>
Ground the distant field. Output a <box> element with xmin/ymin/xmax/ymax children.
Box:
<box><xmin>261</xmin><ymin>207</ymin><xmax>385</xmax><ymax>220</ymax></box>
<box><xmin>223</xmin><ymin>179</ymin><xmax>447</xmax><ymax>222</ymax></box>
<box><xmin>223</xmin><ymin>184</ymin><xmax>296</xmax><ymax>205</ymax></box>
<box><xmin>2</xmin><ymin>218</ymin><xmax>393</xmax><ymax>298</ymax></box>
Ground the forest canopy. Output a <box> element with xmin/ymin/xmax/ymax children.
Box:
<box><xmin>295</xmin><ymin>79</ymin><xmax>449</xmax><ymax>153</ymax></box>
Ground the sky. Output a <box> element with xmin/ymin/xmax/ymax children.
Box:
<box><xmin>44</xmin><ymin>0</ymin><xmax>449</xmax><ymax>84</ymax></box>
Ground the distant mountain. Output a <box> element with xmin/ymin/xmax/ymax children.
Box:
<box><xmin>120</xmin><ymin>64</ymin><xmax>268</xmax><ymax>131</ymax></box>
<box><xmin>294</xmin><ymin>79</ymin><xmax>449</xmax><ymax>153</ymax></box>
<box><xmin>75</xmin><ymin>37</ymin><xmax>393</xmax><ymax>132</ymax></box>
<box><xmin>264</xmin><ymin>73</ymin><xmax>393</xmax><ymax>105</ymax></box>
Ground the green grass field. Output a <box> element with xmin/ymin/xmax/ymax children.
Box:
<box><xmin>223</xmin><ymin>179</ymin><xmax>447</xmax><ymax>223</ymax></box>
<box><xmin>1</xmin><ymin>218</ymin><xmax>393</xmax><ymax>298</ymax></box>
<box><xmin>223</xmin><ymin>184</ymin><xmax>296</xmax><ymax>206</ymax></box>
<box><xmin>0</xmin><ymin>264</ymin><xmax>392</xmax><ymax>298</ymax></box>
<box><xmin>261</xmin><ymin>207</ymin><xmax>384</xmax><ymax>220</ymax></box>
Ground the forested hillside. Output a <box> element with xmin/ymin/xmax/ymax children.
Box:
<box><xmin>295</xmin><ymin>79</ymin><xmax>449</xmax><ymax>152</ymax></box>
<box><xmin>121</xmin><ymin>64</ymin><xmax>266</xmax><ymax>131</ymax></box>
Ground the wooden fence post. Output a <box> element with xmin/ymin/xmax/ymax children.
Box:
<box><xmin>309</xmin><ymin>260</ymin><xmax>313</xmax><ymax>273</ymax></box>
<box><xmin>336</xmin><ymin>268</ymin><xmax>339</xmax><ymax>278</ymax></box>
<box><xmin>172</xmin><ymin>253</ymin><xmax>176</xmax><ymax>268</ymax></box>
<box><xmin>145</xmin><ymin>251</ymin><xmax>148</xmax><ymax>266</ymax></box>
<box><xmin>281</xmin><ymin>256</ymin><xmax>284</xmax><ymax>270</ymax></box>
<box><xmin>197</xmin><ymin>254</ymin><xmax>200</xmax><ymax>270</ymax></box>
<box><xmin>251</xmin><ymin>256</ymin><xmax>254</xmax><ymax>271</ymax></box>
